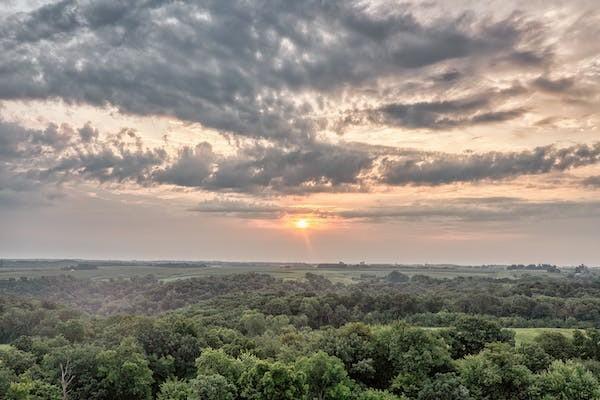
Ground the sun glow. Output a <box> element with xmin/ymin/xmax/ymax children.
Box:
<box><xmin>294</xmin><ymin>218</ymin><xmax>310</xmax><ymax>229</ymax></box>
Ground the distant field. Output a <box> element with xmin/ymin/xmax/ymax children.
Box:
<box><xmin>512</xmin><ymin>328</ymin><xmax>577</xmax><ymax>345</ymax></box>
<box><xmin>422</xmin><ymin>327</ymin><xmax>578</xmax><ymax>345</ymax></box>
<box><xmin>0</xmin><ymin>260</ymin><xmax>570</xmax><ymax>283</ymax></box>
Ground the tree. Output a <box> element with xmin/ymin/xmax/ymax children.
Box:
<box><xmin>517</xmin><ymin>343</ymin><xmax>553</xmax><ymax>373</ymax></box>
<box><xmin>535</xmin><ymin>332</ymin><xmax>575</xmax><ymax>360</ymax></box>
<box><xmin>458</xmin><ymin>343</ymin><xmax>532</xmax><ymax>400</ymax></box>
<box><xmin>240</xmin><ymin>311</ymin><xmax>267</xmax><ymax>337</ymax></box>
<box><xmin>0</xmin><ymin>347</ymin><xmax>36</xmax><ymax>376</ymax></box>
<box><xmin>531</xmin><ymin>360</ymin><xmax>600</xmax><ymax>400</ymax></box>
<box><xmin>417</xmin><ymin>373</ymin><xmax>472</xmax><ymax>400</ymax></box>
<box><xmin>192</xmin><ymin>374</ymin><xmax>236</xmax><ymax>400</ymax></box>
<box><xmin>318</xmin><ymin>323</ymin><xmax>375</xmax><ymax>384</ymax></box>
<box><xmin>195</xmin><ymin>348</ymin><xmax>242</xmax><ymax>384</ymax></box>
<box><xmin>572</xmin><ymin>329</ymin><xmax>600</xmax><ymax>361</ymax></box>
<box><xmin>0</xmin><ymin>364</ymin><xmax>15</xmax><ymax>397</ymax></box>
<box><xmin>41</xmin><ymin>344</ymin><xmax>103</xmax><ymax>400</ymax></box>
<box><xmin>6</xmin><ymin>377</ymin><xmax>62</xmax><ymax>400</ymax></box>
<box><xmin>96</xmin><ymin>339</ymin><xmax>154</xmax><ymax>400</ymax></box>
<box><xmin>385</xmin><ymin>271</ymin><xmax>409</xmax><ymax>284</ymax></box>
<box><xmin>156</xmin><ymin>378</ymin><xmax>194</xmax><ymax>400</ymax></box>
<box><xmin>238</xmin><ymin>359</ymin><xmax>304</xmax><ymax>400</ymax></box>
<box><xmin>359</xmin><ymin>389</ymin><xmax>406</xmax><ymax>400</ymax></box>
<box><xmin>295</xmin><ymin>351</ymin><xmax>353</xmax><ymax>400</ymax></box>
<box><xmin>59</xmin><ymin>360</ymin><xmax>74</xmax><ymax>400</ymax></box>
<box><xmin>58</xmin><ymin>320</ymin><xmax>85</xmax><ymax>343</ymax></box>
<box><xmin>441</xmin><ymin>316</ymin><xmax>514</xmax><ymax>358</ymax></box>
<box><xmin>134</xmin><ymin>318</ymin><xmax>201</xmax><ymax>380</ymax></box>
<box><xmin>374</xmin><ymin>323</ymin><xmax>452</xmax><ymax>396</ymax></box>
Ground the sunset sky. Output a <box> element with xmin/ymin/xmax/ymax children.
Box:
<box><xmin>1</xmin><ymin>0</ymin><xmax>600</xmax><ymax>264</ymax></box>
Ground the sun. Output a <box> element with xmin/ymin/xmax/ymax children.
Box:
<box><xmin>294</xmin><ymin>218</ymin><xmax>310</xmax><ymax>230</ymax></box>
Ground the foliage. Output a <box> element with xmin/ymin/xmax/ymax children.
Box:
<box><xmin>531</xmin><ymin>360</ymin><xmax>600</xmax><ymax>400</ymax></box>
<box><xmin>2</xmin><ymin>272</ymin><xmax>600</xmax><ymax>399</ymax></box>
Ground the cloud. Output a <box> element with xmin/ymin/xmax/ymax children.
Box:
<box><xmin>0</xmin><ymin>119</ymin><xmax>374</xmax><ymax>195</ymax></box>
<box><xmin>189</xmin><ymin>196</ymin><xmax>600</xmax><ymax>224</ymax></box>
<box><xmin>190</xmin><ymin>198</ymin><xmax>286</xmax><ymax>219</ymax></box>
<box><xmin>532</xmin><ymin>76</ymin><xmax>576</xmax><ymax>93</ymax></box>
<box><xmin>379</xmin><ymin>143</ymin><xmax>600</xmax><ymax>185</ymax></box>
<box><xmin>338</xmin><ymin>198</ymin><xmax>600</xmax><ymax>223</ymax></box>
<box><xmin>582</xmin><ymin>176</ymin><xmax>600</xmax><ymax>187</ymax></box>
<box><xmin>3</xmin><ymin>118</ymin><xmax>600</xmax><ymax>198</ymax></box>
<box><xmin>0</xmin><ymin>121</ymin><xmax>168</xmax><ymax>204</ymax></box>
<box><xmin>153</xmin><ymin>143</ymin><xmax>215</xmax><ymax>187</ymax></box>
<box><xmin>339</xmin><ymin>197</ymin><xmax>600</xmax><ymax>223</ymax></box>
<box><xmin>333</xmin><ymin>84</ymin><xmax>529</xmax><ymax>131</ymax></box>
<box><xmin>0</xmin><ymin>0</ymin><xmax>557</xmax><ymax>142</ymax></box>
<box><xmin>204</xmin><ymin>142</ymin><xmax>374</xmax><ymax>194</ymax></box>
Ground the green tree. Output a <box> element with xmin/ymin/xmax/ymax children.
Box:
<box><xmin>441</xmin><ymin>316</ymin><xmax>514</xmax><ymax>359</ymax></box>
<box><xmin>359</xmin><ymin>389</ymin><xmax>406</xmax><ymax>400</ymax></box>
<box><xmin>156</xmin><ymin>378</ymin><xmax>194</xmax><ymax>400</ymax></box>
<box><xmin>96</xmin><ymin>339</ymin><xmax>153</xmax><ymax>400</ymax></box>
<box><xmin>374</xmin><ymin>323</ymin><xmax>452</xmax><ymax>396</ymax></box>
<box><xmin>295</xmin><ymin>351</ymin><xmax>352</xmax><ymax>400</ymax></box>
<box><xmin>385</xmin><ymin>271</ymin><xmax>409</xmax><ymax>284</ymax></box>
<box><xmin>531</xmin><ymin>360</ymin><xmax>600</xmax><ymax>400</ymax></box>
<box><xmin>417</xmin><ymin>373</ymin><xmax>472</xmax><ymax>400</ymax></box>
<box><xmin>518</xmin><ymin>343</ymin><xmax>553</xmax><ymax>373</ymax></box>
<box><xmin>318</xmin><ymin>323</ymin><xmax>375</xmax><ymax>384</ymax></box>
<box><xmin>195</xmin><ymin>348</ymin><xmax>242</xmax><ymax>384</ymax></box>
<box><xmin>41</xmin><ymin>344</ymin><xmax>103</xmax><ymax>400</ymax></box>
<box><xmin>573</xmin><ymin>330</ymin><xmax>600</xmax><ymax>361</ymax></box>
<box><xmin>240</xmin><ymin>311</ymin><xmax>267</xmax><ymax>337</ymax></box>
<box><xmin>535</xmin><ymin>332</ymin><xmax>575</xmax><ymax>360</ymax></box>
<box><xmin>191</xmin><ymin>374</ymin><xmax>236</xmax><ymax>400</ymax></box>
<box><xmin>58</xmin><ymin>320</ymin><xmax>85</xmax><ymax>343</ymax></box>
<box><xmin>1</xmin><ymin>363</ymin><xmax>15</xmax><ymax>398</ymax></box>
<box><xmin>458</xmin><ymin>343</ymin><xmax>532</xmax><ymax>400</ymax></box>
<box><xmin>6</xmin><ymin>377</ymin><xmax>61</xmax><ymax>400</ymax></box>
<box><xmin>0</xmin><ymin>347</ymin><xmax>36</xmax><ymax>376</ymax></box>
<box><xmin>238</xmin><ymin>359</ymin><xmax>304</xmax><ymax>400</ymax></box>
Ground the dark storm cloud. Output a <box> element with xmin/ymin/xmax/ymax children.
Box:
<box><xmin>0</xmin><ymin>0</ymin><xmax>551</xmax><ymax>142</ymax></box>
<box><xmin>380</xmin><ymin>143</ymin><xmax>600</xmax><ymax>185</ymax></box>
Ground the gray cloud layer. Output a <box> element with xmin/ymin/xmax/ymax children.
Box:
<box><xmin>380</xmin><ymin>143</ymin><xmax>600</xmax><ymax>185</ymax></box>
<box><xmin>0</xmin><ymin>0</ymin><xmax>559</xmax><ymax>142</ymax></box>
<box><xmin>1</xmin><ymin>1</ymin><xmax>599</xmax><ymax>212</ymax></box>
<box><xmin>190</xmin><ymin>196</ymin><xmax>600</xmax><ymax>223</ymax></box>
<box><xmin>2</xmin><ymin>120</ymin><xmax>600</xmax><ymax>202</ymax></box>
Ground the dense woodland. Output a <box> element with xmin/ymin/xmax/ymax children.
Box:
<box><xmin>3</xmin><ymin>271</ymin><xmax>600</xmax><ymax>399</ymax></box>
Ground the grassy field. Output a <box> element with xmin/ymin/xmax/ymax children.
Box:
<box><xmin>422</xmin><ymin>327</ymin><xmax>578</xmax><ymax>345</ymax></box>
<box><xmin>0</xmin><ymin>260</ymin><xmax>568</xmax><ymax>283</ymax></box>
<box><xmin>512</xmin><ymin>328</ymin><xmax>577</xmax><ymax>345</ymax></box>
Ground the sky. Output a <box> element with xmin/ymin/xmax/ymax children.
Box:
<box><xmin>1</xmin><ymin>0</ymin><xmax>599</xmax><ymax>264</ymax></box>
